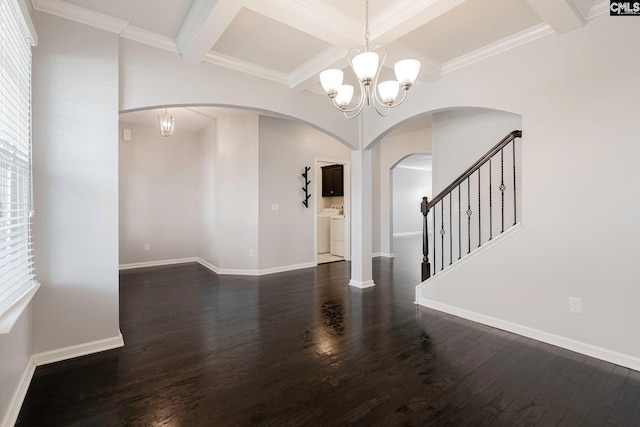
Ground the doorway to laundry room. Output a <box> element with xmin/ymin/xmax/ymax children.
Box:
<box><xmin>315</xmin><ymin>159</ymin><xmax>350</xmax><ymax>264</ymax></box>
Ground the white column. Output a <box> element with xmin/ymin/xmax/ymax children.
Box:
<box><xmin>349</xmin><ymin>118</ymin><xmax>375</xmax><ymax>288</ymax></box>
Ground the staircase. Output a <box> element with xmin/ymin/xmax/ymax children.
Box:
<box><xmin>421</xmin><ymin>130</ymin><xmax>522</xmax><ymax>281</ymax></box>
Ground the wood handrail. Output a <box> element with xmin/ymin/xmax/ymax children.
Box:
<box><xmin>425</xmin><ymin>130</ymin><xmax>522</xmax><ymax>211</ymax></box>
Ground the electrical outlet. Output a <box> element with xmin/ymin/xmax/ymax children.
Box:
<box><xmin>144</xmin><ymin>243</ymin><xmax>150</xmax><ymax>251</ymax></box>
<box><xmin>271</xmin><ymin>203</ymin><xmax>279</xmax><ymax>211</ymax></box>
<box><xmin>569</xmin><ymin>296</ymin><xmax>582</xmax><ymax>314</ymax></box>
<box><xmin>249</xmin><ymin>249</ymin><xmax>255</xmax><ymax>257</ymax></box>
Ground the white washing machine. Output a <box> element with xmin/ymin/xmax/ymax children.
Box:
<box><xmin>317</xmin><ymin>208</ymin><xmax>339</xmax><ymax>253</ymax></box>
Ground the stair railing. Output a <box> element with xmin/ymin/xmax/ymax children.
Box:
<box><xmin>421</xmin><ymin>130</ymin><xmax>522</xmax><ymax>281</ymax></box>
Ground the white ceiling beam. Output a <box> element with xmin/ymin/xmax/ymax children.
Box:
<box><xmin>525</xmin><ymin>0</ymin><xmax>586</xmax><ymax>34</ymax></box>
<box><xmin>176</xmin><ymin>0</ymin><xmax>241</xmax><ymax>63</ymax></box>
<box><xmin>370</xmin><ymin>0</ymin><xmax>468</xmax><ymax>45</ymax></box>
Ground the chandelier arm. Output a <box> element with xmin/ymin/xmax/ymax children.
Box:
<box><xmin>387</xmin><ymin>88</ymin><xmax>409</xmax><ymax>108</ymax></box>
<box><xmin>370</xmin><ymin>44</ymin><xmax>389</xmax><ymax>109</ymax></box>
<box><xmin>372</xmin><ymin>102</ymin><xmax>391</xmax><ymax>117</ymax></box>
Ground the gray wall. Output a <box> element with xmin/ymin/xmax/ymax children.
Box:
<box><xmin>392</xmin><ymin>166</ymin><xmax>431</xmax><ymax>235</ymax></box>
<box><xmin>119</xmin><ymin>123</ymin><xmax>199</xmax><ymax>265</ymax></box>
<box><xmin>258</xmin><ymin>116</ymin><xmax>351</xmax><ymax>270</ymax></box>
<box><xmin>31</xmin><ymin>12</ymin><xmax>120</xmax><ymax>354</ymax></box>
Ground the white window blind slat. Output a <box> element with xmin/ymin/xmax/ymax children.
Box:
<box><xmin>0</xmin><ymin>0</ymin><xmax>35</xmax><ymax>316</ymax></box>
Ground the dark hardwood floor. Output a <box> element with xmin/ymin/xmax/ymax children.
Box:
<box><xmin>16</xmin><ymin>237</ymin><xmax>640</xmax><ymax>426</ymax></box>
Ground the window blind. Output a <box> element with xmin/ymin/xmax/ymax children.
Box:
<box><xmin>0</xmin><ymin>0</ymin><xmax>35</xmax><ymax>316</ymax></box>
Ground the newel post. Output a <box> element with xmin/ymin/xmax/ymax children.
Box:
<box><xmin>421</xmin><ymin>196</ymin><xmax>431</xmax><ymax>281</ymax></box>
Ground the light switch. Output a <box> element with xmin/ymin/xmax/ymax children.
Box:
<box><xmin>272</xmin><ymin>203</ymin><xmax>279</xmax><ymax>211</ymax></box>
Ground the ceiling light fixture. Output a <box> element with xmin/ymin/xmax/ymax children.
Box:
<box><xmin>158</xmin><ymin>108</ymin><xmax>175</xmax><ymax>137</ymax></box>
<box><xmin>319</xmin><ymin>0</ymin><xmax>420</xmax><ymax>119</ymax></box>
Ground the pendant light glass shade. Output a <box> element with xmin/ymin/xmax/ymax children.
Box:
<box><xmin>158</xmin><ymin>109</ymin><xmax>175</xmax><ymax>137</ymax></box>
<box><xmin>394</xmin><ymin>59</ymin><xmax>420</xmax><ymax>88</ymax></box>
<box><xmin>335</xmin><ymin>85</ymin><xmax>354</xmax><ymax>109</ymax></box>
<box><xmin>352</xmin><ymin>51</ymin><xmax>379</xmax><ymax>83</ymax></box>
<box><xmin>319</xmin><ymin>69</ymin><xmax>344</xmax><ymax>98</ymax></box>
<box><xmin>378</xmin><ymin>81</ymin><xmax>399</xmax><ymax>105</ymax></box>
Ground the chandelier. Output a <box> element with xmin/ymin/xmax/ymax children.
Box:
<box><xmin>158</xmin><ymin>108</ymin><xmax>175</xmax><ymax>137</ymax></box>
<box><xmin>319</xmin><ymin>0</ymin><xmax>420</xmax><ymax>119</ymax></box>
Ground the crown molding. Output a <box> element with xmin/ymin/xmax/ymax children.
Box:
<box><xmin>121</xmin><ymin>26</ymin><xmax>179</xmax><ymax>54</ymax></box>
<box><xmin>586</xmin><ymin>0</ymin><xmax>609</xmax><ymax>19</ymax></box>
<box><xmin>31</xmin><ymin>0</ymin><xmax>128</xmax><ymax>34</ymax></box>
<box><xmin>203</xmin><ymin>51</ymin><xmax>290</xmax><ymax>85</ymax></box>
<box><xmin>288</xmin><ymin>46</ymin><xmax>348</xmax><ymax>90</ymax></box>
<box><xmin>441</xmin><ymin>23</ymin><xmax>554</xmax><ymax>75</ymax></box>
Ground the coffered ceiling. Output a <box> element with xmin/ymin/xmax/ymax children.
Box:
<box><xmin>31</xmin><ymin>0</ymin><xmax>608</xmax><ymax>96</ymax></box>
<box><xmin>34</xmin><ymin>0</ymin><xmax>605</xmax><ymax>133</ymax></box>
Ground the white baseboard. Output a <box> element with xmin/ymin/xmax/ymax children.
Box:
<box><xmin>196</xmin><ymin>258</ymin><xmax>219</xmax><ymax>274</ymax></box>
<box><xmin>119</xmin><ymin>258</ymin><xmax>197</xmax><ymax>270</ymax></box>
<box><xmin>3</xmin><ymin>356</ymin><xmax>36</xmax><ymax>427</ymax></box>
<box><xmin>393</xmin><ymin>231</ymin><xmax>422</xmax><ymax>237</ymax></box>
<box><xmin>349</xmin><ymin>279</ymin><xmax>375</xmax><ymax>289</ymax></box>
<box><xmin>372</xmin><ymin>252</ymin><xmax>395</xmax><ymax>258</ymax></box>
<box><xmin>417</xmin><ymin>298</ymin><xmax>640</xmax><ymax>372</ymax></box>
<box><xmin>257</xmin><ymin>262</ymin><xmax>316</xmax><ymax>275</ymax></box>
<box><xmin>32</xmin><ymin>332</ymin><xmax>124</xmax><ymax>366</ymax></box>
<box><xmin>197</xmin><ymin>258</ymin><xmax>316</xmax><ymax>276</ymax></box>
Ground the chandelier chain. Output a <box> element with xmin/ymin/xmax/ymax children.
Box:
<box><xmin>364</xmin><ymin>0</ymin><xmax>370</xmax><ymax>51</ymax></box>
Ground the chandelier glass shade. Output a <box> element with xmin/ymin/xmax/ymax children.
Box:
<box><xmin>319</xmin><ymin>0</ymin><xmax>420</xmax><ymax>119</ymax></box>
<box><xmin>158</xmin><ymin>108</ymin><xmax>175</xmax><ymax>137</ymax></box>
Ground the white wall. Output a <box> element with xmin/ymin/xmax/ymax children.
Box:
<box><xmin>31</xmin><ymin>12</ymin><xmax>121</xmax><ymax>354</ymax></box>
<box><xmin>118</xmin><ymin>39</ymin><xmax>358</xmax><ymax>149</ymax></box>
<box><xmin>197</xmin><ymin>121</ymin><xmax>219</xmax><ymax>268</ymax></box>
<box><xmin>258</xmin><ymin>116</ymin><xmax>351</xmax><ymax>270</ymax></box>
<box><xmin>119</xmin><ymin>123</ymin><xmax>199</xmax><ymax>265</ymax></box>
<box><xmin>215</xmin><ymin>114</ymin><xmax>260</xmax><ymax>272</ymax></box>
<box><xmin>407</xmin><ymin>15</ymin><xmax>640</xmax><ymax>368</ymax></box>
<box><xmin>392</xmin><ymin>166</ymin><xmax>432</xmax><ymax>235</ymax></box>
<box><xmin>372</xmin><ymin>127</ymin><xmax>431</xmax><ymax>256</ymax></box>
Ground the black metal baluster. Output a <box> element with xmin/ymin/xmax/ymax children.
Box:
<box><xmin>449</xmin><ymin>193</ymin><xmax>452</xmax><ymax>265</ymax></box>
<box><xmin>440</xmin><ymin>201</ymin><xmax>444</xmax><ymax>270</ymax></box>
<box><xmin>478</xmin><ymin>169</ymin><xmax>481</xmax><ymax>248</ymax></box>
<box><xmin>467</xmin><ymin>178</ymin><xmax>471</xmax><ymax>254</ymax></box>
<box><xmin>500</xmin><ymin>148</ymin><xmax>505</xmax><ymax>233</ymax></box>
<box><xmin>433</xmin><ymin>203</ymin><xmax>437</xmax><ymax>276</ymax></box>
<box><xmin>458</xmin><ymin>185</ymin><xmax>461</xmax><ymax>260</ymax></box>
<box><xmin>489</xmin><ymin>159</ymin><xmax>493</xmax><ymax>240</ymax></box>
<box><xmin>513</xmin><ymin>140</ymin><xmax>517</xmax><ymax>225</ymax></box>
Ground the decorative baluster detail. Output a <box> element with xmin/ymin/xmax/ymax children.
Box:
<box><xmin>449</xmin><ymin>193</ymin><xmax>452</xmax><ymax>265</ymax></box>
<box><xmin>458</xmin><ymin>185</ymin><xmax>461</xmax><ymax>260</ymax></box>
<box><xmin>440</xmin><ymin>200</ymin><xmax>445</xmax><ymax>270</ymax></box>
<box><xmin>478</xmin><ymin>168</ymin><xmax>481</xmax><ymax>247</ymax></box>
<box><xmin>466</xmin><ymin>178</ymin><xmax>472</xmax><ymax>254</ymax></box>
<box><xmin>513</xmin><ymin>139</ymin><xmax>517</xmax><ymax>225</ymax></box>
<box><xmin>489</xmin><ymin>159</ymin><xmax>493</xmax><ymax>240</ymax></box>
<box><xmin>500</xmin><ymin>148</ymin><xmax>505</xmax><ymax>233</ymax></box>
<box><xmin>433</xmin><ymin>202</ymin><xmax>437</xmax><ymax>276</ymax></box>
